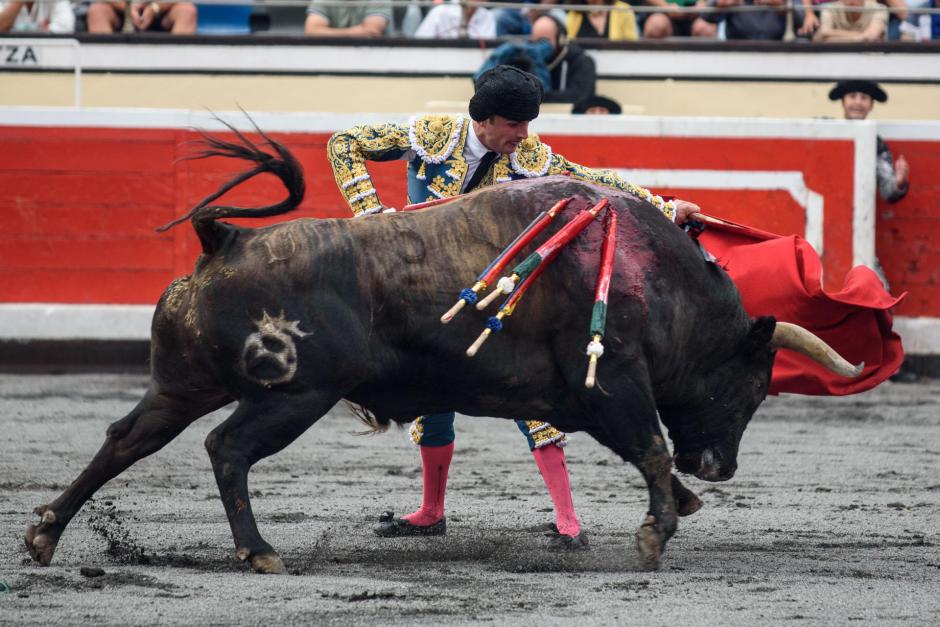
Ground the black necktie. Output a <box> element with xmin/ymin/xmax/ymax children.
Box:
<box><xmin>464</xmin><ymin>151</ymin><xmax>498</xmax><ymax>193</ymax></box>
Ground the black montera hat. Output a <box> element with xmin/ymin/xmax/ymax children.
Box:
<box><xmin>469</xmin><ymin>65</ymin><xmax>544</xmax><ymax>122</ymax></box>
<box><xmin>828</xmin><ymin>80</ymin><xmax>888</xmax><ymax>103</ymax></box>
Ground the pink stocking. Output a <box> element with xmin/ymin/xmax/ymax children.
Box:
<box><xmin>401</xmin><ymin>442</ymin><xmax>454</xmax><ymax>526</ymax></box>
<box><xmin>533</xmin><ymin>444</ymin><xmax>581</xmax><ymax>537</ymax></box>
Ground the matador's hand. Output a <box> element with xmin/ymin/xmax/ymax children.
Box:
<box><xmin>673</xmin><ymin>200</ymin><xmax>703</xmax><ymax>226</ymax></box>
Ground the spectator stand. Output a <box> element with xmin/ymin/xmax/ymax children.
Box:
<box><xmin>251</xmin><ymin>0</ymin><xmax>308</xmax><ymax>34</ymax></box>
<box><xmin>196</xmin><ymin>0</ymin><xmax>254</xmax><ymax>35</ymax></box>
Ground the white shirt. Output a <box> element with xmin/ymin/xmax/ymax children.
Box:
<box><xmin>0</xmin><ymin>1</ymin><xmax>74</xmax><ymax>33</ymax></box>
<box><xmin>461</xmin><ymin>124</ymin><xmax>492</xmax><ymax>192</ymax></box>
<box><xmin>414</xmin><ymin>5</ymin><xmax>496</xmax><ymax>40</ymax></box>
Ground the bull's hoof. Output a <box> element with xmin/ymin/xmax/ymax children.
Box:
<box><xmin>676</xmin><ymin>490</ymin><xmax>704</xmax><ymax>517</ymax></box>
<box><xmin>250</xmin><ymin>553</ymin><xmax>286</xmax><ymax>574</ymax></box>
<box><xmin>25</xmin><ymin>524</ymin><xmax>57</xmax><ymax>566</ymax></box>
<box><xmin>635</xmin><ymin>516</ymin><xmax>662</xmax><ymax>571</ymax></box>
<box><xmin>236</xmin><ymin>547</ymin><xmax>286</xmax><ymax>574</ymax></box>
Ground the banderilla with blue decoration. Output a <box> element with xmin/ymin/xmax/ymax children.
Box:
<box><xmin>466</xmin><ymin>198</ymin><xmax>610</xmax><ymax>357</ymax></box>
<box><xmin>440</xmin><ymin>197</ymin><xmax>572</xmax><ymax>324</ymax></box>
<box><xmin>476</xmin><ymin>198</ymin><xmax>610</xmax><ymax>313</ymax></box>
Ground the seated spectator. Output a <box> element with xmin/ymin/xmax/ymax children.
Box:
<box><xmin>566</xmin><ymin>0</ymin><xmax>638</xmax><ymax>41</ymax></box>
<box><xmin>476</xmin><ymin>14</ymin><xmax>596</xmax><ymax>104</ymax></box>
<box><xmin>414</xmin><ymin>0</ymin><xmax>496</xmax><ymax>39</ymax></box>
<box><xmin>305</xmin><ymin>0</ymin><xmax>390</xmax><ymax>37</ymax></box>
<box><xmin>86</xmin><ymin>2</ymin><xmax>196</xmax><ymax>34</ymax></box>
<box><xmin>0</xmin><ymin>0</ymin><xmax>74</xmax><ymax>32</ymax></box>
<box><xmin>697</xmin><ymin>0</ymin><xmax>788</xmax><ymax>39</ymax></box>
<box><xmin>573</xmin><ymin>94</ymin><xmax>623</xmax><ymax>114</ymax></box>
<box><xmin>798</xmin><ymin>0</ymin><xmax>901</xmax><ymax>39</ymax></box>
<box><xmin>888</xmin><ymin>0</ymin><xmax>931</xmax><ymax>40</ymax></box>
<box><xmin>643</xmin><ymin>0</ymin><xmax>714</xmax><ymax>38</ymax></box>
<box><xmin>814</xmin><ymin>0</ymin><xmax>888</xmax><ymax>41</ymax></box>
<box><xmin>493</xmin><ymin>0</ymin><xmax>566</xmax><ymax>37</ymax></box>
<box><xmin>795</xmin><ymin>0</ymin><xmax>825</xmax><ymax>37</ymax></box>
<box><xmin>532</xmin><ymin>14</ymin><xmax>597</xmax><ymax>103</ymax></box>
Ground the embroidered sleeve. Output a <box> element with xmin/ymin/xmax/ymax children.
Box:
<box><xmin>549</xmin><ymin>154</ymin><xmax>676</xmax><ymax>222</ymax></box>
<box><xmin>327</xmin><ymin>123</ymin><xmax>412</xmax><ymax>216</ymax></box>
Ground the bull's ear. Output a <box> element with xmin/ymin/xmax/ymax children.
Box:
<box><xmin>743</xmin><ymin>316</ymin><xmax>777</xmax><ymax>355</ymax></box>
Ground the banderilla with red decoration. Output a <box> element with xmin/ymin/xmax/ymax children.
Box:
<box><xmin>585</xmin><ymin>208</ymin><xmax>618</xmax><ymax>388</ymax></box>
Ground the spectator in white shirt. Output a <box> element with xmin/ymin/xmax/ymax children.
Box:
<box><xmin>0</xmin><ymin>0</ymin><xmax>74</xmax><ymax>32</ymax></box>
<box><xmin>414</xmin><ymin>0</ymin><xmax>496</xmax><ymax>39</ymax></box>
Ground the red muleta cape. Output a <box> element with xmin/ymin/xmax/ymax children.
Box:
<box><xmin>698</xmin><ymin>218</ymin><xmax>905</xmax><ymax>396</ymax></box>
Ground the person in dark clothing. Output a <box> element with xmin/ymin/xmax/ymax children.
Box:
<box><xmin>530</xmin><ymin>14</ymin><xmax>597</xmax><ymax>103</ymax></box>
<box><xmin>699</xmin><ymin>0</ymin><xmax>787</xmax><ymax>40</ymax></box>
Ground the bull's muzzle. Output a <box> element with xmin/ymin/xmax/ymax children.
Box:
<box><xmin>675</xmin><ymin>445</ymin><xmax>737</xmax><ymax>482</ymax></box>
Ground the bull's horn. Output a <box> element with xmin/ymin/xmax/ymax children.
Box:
<box><xmin>770</xmin><ymin>322</ymin><xmax>864</xmax><ymax>377</ymax></box>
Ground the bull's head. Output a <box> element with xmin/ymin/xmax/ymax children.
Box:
<box><xmin>662</xmin><ymin>317</ymin><xmax>862</xmax><ymax>482</ymax></box>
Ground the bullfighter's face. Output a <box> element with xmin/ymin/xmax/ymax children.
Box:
<box><xmin>475</xmin><ymin>115</ymin><xmax>532</xmax><ymax>154</ymax></box>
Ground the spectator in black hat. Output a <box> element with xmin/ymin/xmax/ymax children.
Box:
<box><xmin>830</xmin><ymin>80</ymin><xmax>909</xmax><ymax>202</ymax></box>
<box><xmin>573</xmin><ymin>95</ymin><xmax>623</xmax><ymax>115</ymax></box>
<box><xmin>830</xmin><ymin>79</ymin><xmax>913</xmax><ymax>383</ymax></box>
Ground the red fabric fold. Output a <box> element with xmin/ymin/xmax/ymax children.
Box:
<box><xmin>698</xmin><ymin>217</ymin><xmax>905</xmax><ymax>396</ymax></box>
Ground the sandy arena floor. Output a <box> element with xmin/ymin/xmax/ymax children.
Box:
<box><xmin>1</xmin><ymin>374</ymin><xmax>938</xmax><ymax>625</ymax></box>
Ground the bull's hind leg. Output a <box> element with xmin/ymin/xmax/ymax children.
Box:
<box><xmin>204</xmin><ymin>391</ymin><xmax>339</xmax><ymax>574</ymax></box>
<box><xmin>26</xmin><ymin>388</ymin><xmax>230</xmax><ymax>566</ymax></box>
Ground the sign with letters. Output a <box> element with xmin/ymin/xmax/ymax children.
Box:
<box><xmin>1</xmin><ymin>44</ymin><xmax>40</xmax><ymax>65</ymax></box>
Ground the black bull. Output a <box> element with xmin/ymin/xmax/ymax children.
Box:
<box><xmin>26</xmin><ymin>132</ymin><xmax>859</xmax><ymax>573</ymax></box>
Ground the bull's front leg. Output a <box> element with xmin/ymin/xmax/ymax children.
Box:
<box><xmin>634</xmin><ymin>434</ymin><xmax>679</xmax><ymax>570</ymax></box>
<box><xmin>588</xmin><ymin>374</ymin><xmax>680</xmax><ymax>570</ymax></box>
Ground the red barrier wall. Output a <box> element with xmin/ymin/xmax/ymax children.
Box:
<box><xmin>1</xmin><ymin>124</ymin><xmax>936</xmax><ymax>319</ymax></box>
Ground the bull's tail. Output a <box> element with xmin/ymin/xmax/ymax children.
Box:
<box><xmin>344</xmin><ymin>401</ymin><xmax>391</xmax><ymax>435</ymax></box>
<box><xmin>156</xmin><ymin>114</ymin><xmax>306</xmax><ymax>255</ymax></box>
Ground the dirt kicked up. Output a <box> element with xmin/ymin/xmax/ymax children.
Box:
<box><xmin>1</xmin><ymin>373</ymin><xmax>939</xmax><ymax>624</ymax></box>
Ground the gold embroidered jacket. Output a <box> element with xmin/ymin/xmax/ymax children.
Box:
<box><xmin>327</xmin><ymin>113</ymin><xmax>676</xmax><ymax>220</ymax></box>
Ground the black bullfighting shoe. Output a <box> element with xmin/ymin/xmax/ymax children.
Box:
<box><xmin>372</xmin><ymin>511</ymin><xmax>446</xmax><ymax>538</ymax></box>
<box><xmin>545</xmin><ymin>523</ymin><xmax>589</xmax><ymax>551</ymax></box>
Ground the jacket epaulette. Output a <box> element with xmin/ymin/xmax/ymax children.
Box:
<box><xmin>408</xmin><ymin>114</ymin><xmax>466</xmax><ymax>165</ymax></box>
